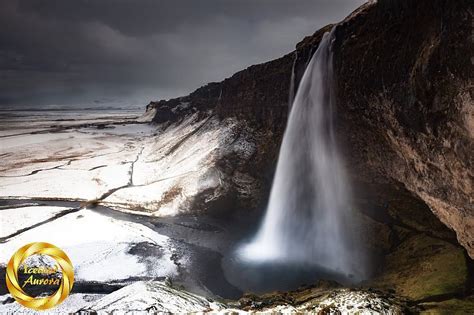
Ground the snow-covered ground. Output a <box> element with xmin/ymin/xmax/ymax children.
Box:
<box><xmin>104</xmin><ymin>115</ymin><xmax>227</xmax><ymax>215</ymax></box>
<box><xmin>0</xmin><ymin>112</ymin><xmax>240</xmax><ymax>312</ymax></box>
<box><xmin>0</xmin><ymin>205</ymin><xmax>71</xmax><ymax>238</ymax></box>
<box><xmin>0</xmin><ymin>124</ymin><xmax>149</xmax><ymax>200</ymax></box>
<box><xmin>0</xmin><ymin>207</ymin><xmax>178</xmax><ymax>282</ymax></box>
<box><xmin>0</xmin><ymin>111</ymin><xmax>248</xmax><ymax>216</ymax></box>
<box><xmin>0</xmin><ymin>293</ymin><xmax>104</xmax><ymax>314</ymax></box>
<box><xmin>0</xmin><ymin>105</ymin><xmax>143</xmax><ymax>134</ymax></box>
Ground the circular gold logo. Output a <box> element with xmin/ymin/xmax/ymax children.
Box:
<box><xmin>5</xmin><ymin>242</ymin><xmax>74</xmax><ymax>310</ymax></box>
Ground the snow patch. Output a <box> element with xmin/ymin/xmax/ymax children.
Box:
<box><xmin>0</xmin><ymin>208</ymin><xmax>178</xmax><ymax>282</ymax></box>
<box><xmin>137</xmin><ymin>107</ymin><xmax>157</xmax><ymax>122</ymax></box>
<box><xmin>0</xmin><ymin>293</ymin><xmax>104</xmax><ymax>314</ymax></box>
<box><xmin>0</xmin><ymin>206</ymin><xmax>71</xmax><ymax>238</ymax></box>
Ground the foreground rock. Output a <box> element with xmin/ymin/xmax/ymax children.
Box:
<box><xmin>80</xmin><ymin>281</ymin><xmax>226</xmax><ymax>313</ymax></box>
<box><xmin>79</xmin><ymin>281</ymin><xmax>407</xmax><ymax>314</ymax></box>
<box><xmin>371</xmin><ymin>234</ymin><xmax>468</xmax><ymax>301</ymax></box>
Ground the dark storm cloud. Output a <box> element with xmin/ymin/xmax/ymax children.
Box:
<box><xmin>0</xmin><ymin>0</ymin><xmax>364</xmax><ymax>107</ymax></box>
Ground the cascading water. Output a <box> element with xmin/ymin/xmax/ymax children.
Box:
<box><xmin>238</xmin><ymin>29</ymin><xmax>364</xmax><ymax>280</ymax></box>
<box><xmin>288</xmin><ymin>50</ymin><xmax>297</xmax><ymax>112</ymax></box>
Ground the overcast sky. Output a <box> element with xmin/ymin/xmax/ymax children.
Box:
<box><xmin>0</xmin><ymin>0</ymin><xmax>364</xmax><ymax>108</ymax></box>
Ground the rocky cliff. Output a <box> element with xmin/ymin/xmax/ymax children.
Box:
<box><xmin>144</xmin><ymin>0</ymin><xmax>473</xmax><ymax>304</ymax></box>
<box><xmin>333</xmin><ymin>0</ymin><xmax>474</xmax><ymax>261</ymax></box>
<box><xmin>147</xmin><ymin>0</ymin><xmax>473</xmax><ymax>257</ymax></box>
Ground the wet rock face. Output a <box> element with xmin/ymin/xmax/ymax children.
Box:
<box><xmin>330</xmin><ymin>0</ymin><xmax>474</xmax><ymax>258</ymax></box>
<box><xmin>147</xmin><ymin>1</ymin><xmax>473</xmax><ymax>257</ymax></box>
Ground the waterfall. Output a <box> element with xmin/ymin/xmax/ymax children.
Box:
<box><xmin>238</xmin><ymin>29</ymin><xmax>363</xmax><ymax>279</ymax></box>
<box><xmin>288</xmin><ymin>51</ymin><xmax>297</xmax><ymax>113</ymax></box>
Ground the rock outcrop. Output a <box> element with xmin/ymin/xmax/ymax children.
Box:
<box><xmin>80</xmin><ymin>281</ymin><xmax>226</xmax><ymax>313</ymax></box>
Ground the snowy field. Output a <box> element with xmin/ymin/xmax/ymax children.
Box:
<box><xmin>0</xmin><ymin>108</ymin><xmax>245</xmax><ymax>312</ymax></box>
<box><xmin>0</xmin><ymin>207</ymin><xmax>178</xmax><ymax>282</ymax></box>
<box><xmin>0</xmin><ymin>107</ymin><xmax>250</xmax><ymax>216</ymax></box>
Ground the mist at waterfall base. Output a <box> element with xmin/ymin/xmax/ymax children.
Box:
<box><xmin>223</xmin><ymin>30</ymin><xmax>367</xmax><ymax>293</ymax></box>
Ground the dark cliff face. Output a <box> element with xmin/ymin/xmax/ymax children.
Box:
<box><xmin>331</xmin><ymin>0</ymin><xmax>474</xmax><ymax>259</ymax></box>
<box><xmin>147</xmin><ymin>49</ymin><xmax>294</xmax><ymax>129</ymax></box>
<box><xmin>148</xmin><ymin>0</ymin><xmax>473</xmax><ymax>267</ymax></box>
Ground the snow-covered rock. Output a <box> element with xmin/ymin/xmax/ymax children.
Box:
<box><xmin>81</xmin><ymin>281</ymin><xmax>225</xmax><ymax>313</ymax></box>
<box><xmin>0</xmin><ymin>280</ymin><xmax>406</xmax><ymax>314</ymax></box>
<box><xmin>79</xmin><ymin>281</ymin><xmax>405</xmax><ymax>314</ymax></box>
<box><xmin>102</xmin><ymin>114</ymin><xmax>259</xmax><ymax>216</ymax></box>
<box><xmin>137</xmin><ymin>107</ymin><xmax>157</xmax><ymax>123</ymax></box>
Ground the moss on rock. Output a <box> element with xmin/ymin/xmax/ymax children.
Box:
<box><xmin>371</xmin><ymin>234</ymin><xmax>468</xmax><ymax>300</ymax></box>
<box><xmin>419</xmin><ymin>296</ymin><xmax>474</xmax><ymax>314</ymax></box>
